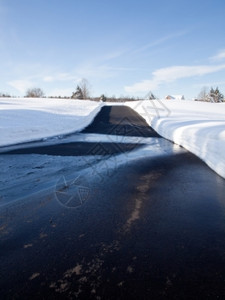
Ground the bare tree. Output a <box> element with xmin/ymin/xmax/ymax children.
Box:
<box><xmin>79</xmin><ymin>78</ymin><xmax>91</xmax><ymax>99</ymax></box>
<box><xmin>25</xmin><ymin>88</ymin><xmax>45</xmax><ymax>98</ymax></box>
<box><xmin>198</xmin><ymin>87</ymin><xmax>209</xmax><ymax>101</ymax></box>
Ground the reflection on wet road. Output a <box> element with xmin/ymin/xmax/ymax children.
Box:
<box><xmin>1</xmin><ymin>106</ymin><xmax>225</xmax><ymax>299</ymax></box>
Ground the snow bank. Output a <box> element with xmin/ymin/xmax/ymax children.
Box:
<box><xmin>1</xmin><ymin>97</ymin><xmax>225</xmax><ymax>179</ymax></box>
<box><xmin>0</xmin><ymin>98</ymin><xmax>103</xmax><ymax>147</ymax></box>
<box><xmin>127</xmin><ymin>100</ymin><xmax>225</xmax><ymax>179</ymax></box>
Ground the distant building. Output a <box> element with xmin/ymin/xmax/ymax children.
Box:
<box><xmin>165</xmin><ymin>95</ymin><xmax>185</xmax><ymax>100</ymax></box>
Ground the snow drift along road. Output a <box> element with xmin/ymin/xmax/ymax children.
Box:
<box><xmin>127</xmin><ymin>99</ymin><xmax>225</xmax><ymax>179</ymax></box>
<box><xmin>0</xmin><ymin>98</ymin><xmax>103</xmax><ymax>147</ymax></box>
<box><xmin>0</xmin><ymin>97</ymin><xmax>225</xmax><ymax>179</ymax></box>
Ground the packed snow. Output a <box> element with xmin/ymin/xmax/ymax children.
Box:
<box><xmin>127</xmin><ymin>99</ymin><xmax>225</xmax><ymax>179</ymax></box>
<box><xmin>0</xmin><ymin>97</ymin><xmax>225</xmax><ymax>179</ymax></box>
<box><xmin>0</xmin><ymin>98</ymin><xmax>103</xmax><ymax>147</ymax></box>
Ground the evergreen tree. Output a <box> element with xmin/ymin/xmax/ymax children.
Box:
<box><xmin>209</xmin><ymin>87</ymin><xmax>224</xmax><ymax>102</ymax></box>
<box><xmin>198</xmin><ymin>86</ymin><xmax>224</xmax><ymax>102</ymax></box>
<box><xmin>100</xmin><ymin>94</ymin><xmax>106</xmax><ymax>102</ymax></box>
<box><xmin>72</xmin><ymin>85</ymin><xmax>83</xmax><ymax>99</ymax></box>
<box><xmin>145</xmin><ymin>91</ymin><xmax>157</xmax><ymax>100</ymax></box>
<box><xmin>148</xmin><ymin>92</ymin><xmax>157</xmax><ymax>100</ymax></box>
<box><xmin>71</xmin><ymin>79</ymin><xmax>91</xmax><ymax>100</ymax></box>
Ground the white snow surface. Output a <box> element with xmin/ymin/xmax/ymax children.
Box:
<box><xmin>0</xmin><ymin>97</ymin><xmax>225</xmax><ymax>179</ymax></box>
<box><xmin>127</xmin><ymin>99</ymin><xmax>225</xmax><ymax>179</ymax></box>
<box><xmin>0</xmin><ymin>98</ymin><xmax>103</xmax><ymax>147</ymax></box>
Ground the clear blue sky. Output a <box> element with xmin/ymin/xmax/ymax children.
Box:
<box><xmin>1</xmin><ymin>0</ymin><xmax>225</xmax><ymax>99</ymax></box>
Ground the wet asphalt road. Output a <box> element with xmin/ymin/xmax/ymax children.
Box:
<box><xmin>1</xmin><ymin>106</ymin><xmax>225</xmax><ymax>299</ymax></box>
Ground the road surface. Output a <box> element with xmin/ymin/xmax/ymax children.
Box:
<box><xmin>1</xmin><ymin>106</ymin><xmax>225</xmax><ymax>299</ymax></box>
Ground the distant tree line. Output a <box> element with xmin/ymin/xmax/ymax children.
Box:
<box><xmin>5</xmin><ymin>80</ymin><xmax>224</xmax><ymax>103</ymax></box>
<box><xmin>197</xmin><ymin>87</ymin><xmax>224</xmax><ymax>102</ymax></box>
<box><xmin>70</xmin><ymin>78</ymin><xmax>156</xmax><ymax>102</ymax></box>
<box><xmin>91</xmin><ymin>95</ymin><xmax>148</xmax><ymax>102</ymax></box>
<box><xmin>0</xmin><ymin>93</ymin><xmax>11</xmax><ymax>97</ymax></box>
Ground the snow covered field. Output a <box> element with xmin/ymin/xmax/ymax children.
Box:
<box><xmin>0</xmin><ymin>98</ymin><xmax>103</xmax><ymax>147</ymax></box>
<box><xmin>128</xmin><ymin>100</ymin><xmax>225</xmax><ymax>179</ymax></box>
<box><xmin>0</xmin><ymin>97</ymin><xmax>225</xmax><ymax>179</ymax></box>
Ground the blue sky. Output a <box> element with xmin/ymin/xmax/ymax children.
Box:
<box><xmin>1</xmin><ymin>0</ymin><xmax>225</xmax><ymax>99</ymax></box>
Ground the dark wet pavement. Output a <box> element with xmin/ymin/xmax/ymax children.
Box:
<box><xmin>82</xmin><ymin>105</ymin><xmax>161</xmax><ymax>137</ymax></box>
<box><xmin>1</xmin><ymin>106</ymin><xmax>225</xmax><ymax>299</ymax></box>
